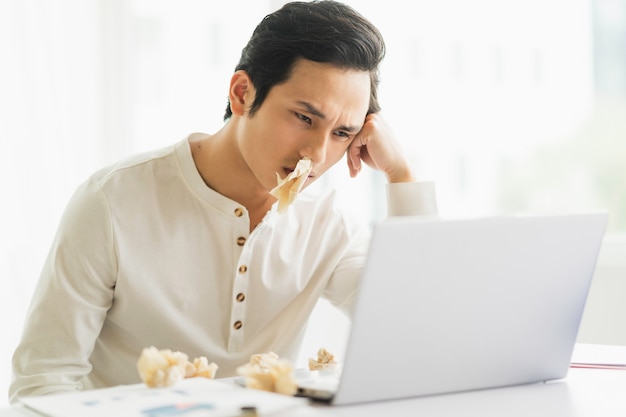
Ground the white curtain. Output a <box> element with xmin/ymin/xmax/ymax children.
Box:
<box><xmin>0</xmin><ymin>0</ymin><xmax>107</xmax><ymax>403</ymax></box>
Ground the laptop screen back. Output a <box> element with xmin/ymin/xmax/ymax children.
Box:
<box><xmin>332</xmin><ymin>212</ymin><xmax>607</xmax><ymax>405</ymax></box>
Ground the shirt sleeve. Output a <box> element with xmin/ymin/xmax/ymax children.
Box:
<box><xmin>386</xmin><ymin>181</ymin><xmax>438</xmax><ymax>216</ymax></box>
<box><xmin>324</xmin><ymin>181</ymin><xmax>438</xmax><ymax>315</ymax></box>
<box><xmin>9</xmin><ymin>178</ymin><xmax>117</xmax><ymax>403</ymax></box>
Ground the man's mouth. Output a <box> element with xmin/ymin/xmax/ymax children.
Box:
<box><xmin>282</xmin><ymin>167</ymin><xmax>314</xmax><ymax>178</ymax></box>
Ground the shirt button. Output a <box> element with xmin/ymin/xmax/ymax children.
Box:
<box><xmin>233</xmin><ymin>320</ymin><xmax>243</xmax><ymax>330</ymax></box>
<box><xmin>234</xmin><ymin>207</ymin><xmax>244</xmax><ymax>217</ymax></box>
<box><xmin>238</xmin><ymin>265</ymin><xmax>247</xmax><ymax>274</ymax></box>
<box><xmin>236</xmin><ymin>236</ymin><xmax>246</xmax><ymax>246</ymax></box>
<box><xmin>236</xmin><ymin>293</ymin><xmax>245</xmax><ymax>302</ymax></box>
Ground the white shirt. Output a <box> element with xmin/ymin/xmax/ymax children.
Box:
<box><xmin>10</xmin><ymin>134</ymin><xmax>437</xmax><ymax>401</ymax></box>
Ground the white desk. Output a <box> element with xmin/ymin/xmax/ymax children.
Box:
<box><xmin>269</xmin><ymin>368</ymin><xmax>626</xmax><ymax>416</ymax></box>
<box><xmin>3</xmin><ymin>345</ymin><xmax>625</xmax><ymax>417</ymax></box>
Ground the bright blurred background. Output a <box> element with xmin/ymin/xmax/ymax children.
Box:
<box><xmin>1</xmin><ymin>0</ymin><xmax>625</xmax><ymax>406</ymax></box>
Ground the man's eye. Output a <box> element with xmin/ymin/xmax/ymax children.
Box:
<box><xmin>334</xmin><ymin>131</ymin><xmax>351</xmax><ymax>140</ymax></box>
<box><xmin>295</xmin><ymin>112</ymin><xmax>312</xmax><ymax>124</ymax></box>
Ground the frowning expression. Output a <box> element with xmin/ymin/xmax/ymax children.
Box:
<box><xmin>236</xmin><ymin>58</ymin><xmax>371</xmax><ymax>192</ymax></box>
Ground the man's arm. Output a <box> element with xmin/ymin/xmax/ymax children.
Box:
<box><xmin>347</xmin><ymin>112</ymin><xmax>438</xmax><ymax>216</ymax></box>
<box><xmin>9</xmin><ymin>179</ymin><xmax>116</xmax><ymax>404</ymax></box>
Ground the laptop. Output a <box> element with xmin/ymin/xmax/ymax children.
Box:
<box><xmin>297</xmin><ymin>212</ymin><xmax>608</xmax><ymax>405</ymax></box>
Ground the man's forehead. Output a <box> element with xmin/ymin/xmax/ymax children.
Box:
<box><xmin>279</xmin><ymin>61</ymin><xmax>370</xmax><ymax>112</ymax></box>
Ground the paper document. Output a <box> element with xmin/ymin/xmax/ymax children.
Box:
<box><xmin>18</xmin><ymin>378</ymin><xmax>305</xmax><ymax>417</ymax></box>
<box><xmin>570</xmin><ymin>343</ymin><xmax>626</xmax><ymax>370</ymax></box>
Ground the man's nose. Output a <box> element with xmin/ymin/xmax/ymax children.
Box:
<box><xmin>301</xmin><ymin>134</ymin><xmax>328</xmax><ymax>165</ymax></box>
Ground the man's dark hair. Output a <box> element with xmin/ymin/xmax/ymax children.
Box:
<box><xmin>223</xmin><ymin>0</ymin><xmax>386</xmax><ymax>121</ymax></box>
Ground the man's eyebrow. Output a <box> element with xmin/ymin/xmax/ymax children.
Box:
<box><xmin>296</xmin><ymin>101</ymin><xmax>361</xmax><ymax>132</ymax></box>
<box><xmin>296</xmin><ymin>101</ymin><xmax>326</xmax><ymax>119</ymax></box>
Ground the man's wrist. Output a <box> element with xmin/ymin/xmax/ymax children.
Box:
<box><xmin>385</xmin><ymin>165</ymin><xmax>416</xmax><ymax>183</ymax></box>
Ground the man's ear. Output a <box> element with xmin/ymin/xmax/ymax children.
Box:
<box><xmin>229</xmin><ymin>70</ymin><xmax>255</xmax><ymax>116</ymax></box>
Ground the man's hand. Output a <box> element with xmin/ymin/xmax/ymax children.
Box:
<box><xmin>347</xmin><ymin>113</ymin><xmax>416</xmax><ymax>183</ymax></box>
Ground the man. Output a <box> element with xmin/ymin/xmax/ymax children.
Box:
<box><xmin>9</xmin><ymin>0</ymin><xmax>436</xmax><ymax>402</ymax></box>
